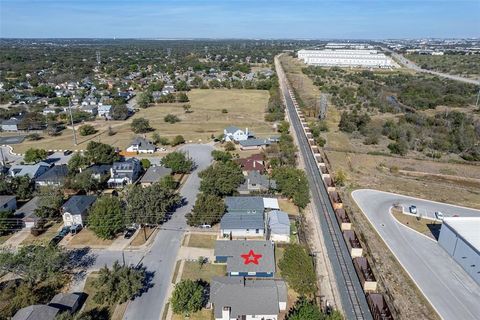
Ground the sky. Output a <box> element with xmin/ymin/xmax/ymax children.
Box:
<box><xmin>0</xmin><ymin>0</ymin><xmax>479</xmax><ymax>39</ymax></box>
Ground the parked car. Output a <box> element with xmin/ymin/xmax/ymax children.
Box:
<box><xmin>49</xmin><ymin>235</ymin><xmax>63</xmax><ymax>246</ymax></box>
<box><xmin>199</xmin><ymin>224</ymin><xmax>212</xmax><ymax>229</ymax></box>
<box><xmin>58</xmin><ymin>226</ymin><xmax>71</xmax><ymax>237</ymax></box>
<box><xmin>435</xmin><ymin>211</ymin><xmax>444</xmax><ymax>220</ymax></box>
<box><xmin>124</xmin><ymin>228</ymin><xmax>135</xmax><ymax>239</ymax></box>
<box><xmin>409</xmin><ymin>205</ymin><xmax>417</xmax><ymax>214</ymax></box>
<box><xmin>70</xmin><ymin>224</ymin><xmax>82</xmax><ymax>235</ymax></box>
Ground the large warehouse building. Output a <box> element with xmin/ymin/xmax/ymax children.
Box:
<box><xmin>438</xmin><ymin>217</ymin><xmax>480</xmax><ymax>285</ymax></box>
<box><xmin>297</xmin><ymin>49</ymin><xmax>395</xmax><ymax>68</ymax></box>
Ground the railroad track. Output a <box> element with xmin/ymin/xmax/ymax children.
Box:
<box><xmin>275</xmin><ymin>57</ymin><xmax>371</xmax><ymax>320</ymax></box>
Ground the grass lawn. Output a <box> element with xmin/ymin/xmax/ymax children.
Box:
<box><xmin>171</xmin><ymin>260</ymin><xmax>182</xmax><ymax>284</ymax></box>
<box><xmin>278</xmin><ymin>198</ymin><xmax>299</xmax><ymax>216</ymax></box>
<box><xmin>67</xmin><ymin>228</ymin><xmax>114</xmax><ymax>247</ymax></box>
<box><xmin>21</xmin><ymin>221</ymin><xmax>63</xmax><ymax>246</ymax></box>
<box><xmin>172</xmin><ymin>309</ymin><xmax>214</xmax><ymax>320</ymax></box>
<box><xmin>83</xmin><ymin>272</ymin><xmax>115</xmax><ymax>318</ymax></box>
<box><xmin>275</xmin><ymin>246</ymin><xmax>285</xmax><ymax>272</ymax></box>
<box><xmin>7</xmin><ymin>89</ymin><xmax>272</xmax><ymax>154</ymax></box>
<box><xmin>0</xmin><ymin>234</ymin><xmax>13</xmax><ymax>245</ymax></box>
<box><xmin>181</xmin><ymin>261</ymin><xmax>226</xmax><ymax>283</ymax></box>
<box><xmin>186</xmin><ymin>234</ymin><xmax>217</xmax><ymax>249</ymax></box>
<box><xmin>129</xmin><ymin>227</ymin><xmax>157</xmax><ymax>247</ymax></box>
<box><xmin>391</xmin><ymin>209</ymin><xmax>440</xmax><ymax>239</ymax></box>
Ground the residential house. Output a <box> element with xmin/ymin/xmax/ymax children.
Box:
<box><xmin>81</xmin><ymin>96</ymin><xmax>98</xmax><ymax>106</ymax></box>
<box><xmin>161</xmin><ymin>84</ymin><xmax>175</xmax><ymax>95</ymax></box>
<box><xmin>107</xmin><ymin>158</ymin><xmax>142</xmax><ymax>188</ymax></box>
<box><xmin>151</xmin><ymin>91</ymin><xmax>162</xmax><ymax>101</ymax></box>
<box><xmin>14</xmin><ymin>196</ymin><xmax>40</xmax><ymax>228</ymax></box>
<box><xmin>0</xmin><ymin>195</ymin><xmax>17</xmax><ymax>212</ymax></box>
<box><xmin>8</xmin><ymin>162</ymin><xmax>51</xmax><ymax>180</ymax></box>
<box><xmin>267</xmin><ymin>210</ymin><xmax>290</xmax><ymax>242</ymax></box>
<box><xmin>214</xmin><ymin>240</ymin><xmax>276</xmax><ymax>277</ymax></box>
<box><xmin>239</xmin><ymin>138</ymin><xmax>271</xmax><ymax>150</ymax></box>
<box><xmin>126</xmin><ymin>137</ymin><xmax>156</xmax><ymax>154</ymax></box>
<box><xmin>48</xmin><ymin>293</ymin><xmax>82</xmax><ymax>314</ymax></box>
<box><xmin>210</xmin><ymin>277</ymin><xmax>287</xmax><ymax>320</ymax></box>
<box><xmin>220</xmin><ymin>196</ymin><xmax>265</xmax><ymax>238</ymax></box>
<box><xmin>35</xmin><ymin>165</ymin><xmax>68</xmax><ymax>187</ymax></box>
<box><xmin>62</xmin><ymin>195</ymin><xmax>97</xmax><ymax>227</ymax></box>
<box><xmin>12</xmin><ymin>305</ymin><xmax>59</xmax><ymax>320</ymax></box>
<box><xmin>42</xmin><ymin>107</ymin><xmax>57</xmax><ymax>116</ymax></box>
<box><xmin>238</xmin><ymin>171</ymin><xmax>276</xmax><ymax>194</ymax></box>
<box><xmin>84</xmin><ymin>164</ymin><xmax>111</xmax><ymax>181</ymax></box>
<box><xmin>80</xmin><ymin>105</ymin><xmax>98</xmax><ymax>116</ymax></box>
<box><xmin>140</xmin><ymin>166</ymin><xmax>172</xmax><ymax>187</ymax></box>
<box><xmin>98</xmin><ymin>105</ymin><xmax>112</xmax><ymax>118</ymax></box>
<box><xmin>1</xmin><ymin>118</ymin><xmax>20</xmax><ymax>132</ymax></box>
<box><xmin>224</xmin><ymin>126</ymin><xmax>250</xmax><ymax>142</ymax></box>
<box><xmin>236</xmin><ymin>154</ymin><xmax>265</xmax><ymax>175</ymax></box>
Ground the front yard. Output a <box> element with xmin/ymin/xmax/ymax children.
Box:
<box><xmin>181</xmin><ymin>261</ymin><xmax>226</xmax><ymax>283</ymax></box>
<box><xmin>21</xmin><ymin>221</ymin><xmax>63</xmax><ymax>246</ymax></box>
<box><xmin>65</xmin><ymin>228</ymin><xmax>114</xmax><ymax>248</ymax></box>
<box><xmin>185</xmin><ymin>234</ymin><xmax>217</xmax><ymax>249</ymax></box>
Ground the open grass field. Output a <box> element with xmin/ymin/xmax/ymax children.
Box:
<box><xmin>5</xmin><ymin>89</ymin><xmax>273</xmax><ymax>154</ymax></box>
<box><xmin>181</xmin><ymin>261</ymin><xmax>226</xmax><ymax>283</ymax></box>
<box><xmin>185</xmin><ymin>233</ymin><xmax>217</xmax><ymax>249</ymax></box>
<box><xmin>21</xmin><ymin>221</ymin><xmax>63</xmax><ymax>246</ymax></box>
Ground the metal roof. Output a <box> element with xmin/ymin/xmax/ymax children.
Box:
<box><xmin>225</xmin><ymin>196</ymin><xmax>264</xmax><ymax>212</ymax></box>
<box><xmin>214</xmin><ymin>240</ymin><xmax>275</xmax><ymax>274</ymax></box>
<box><xmin>443</xmin><ymin>217</ymin><xmax>480</xmax><ymax>251</ymax></box>
<box><xmin>210</xmin><ymin>276</ymin><xmax>286</xmax><ymax>319</ymax></box>
<box><xmin>239</xmin><ymin>138</ymin><xmax>271</xmax><ymax>147</ymax></box>
<box><xmin>220</xmin><ymin>211</ymin><xmax>264</xmax><ymax>230</ymax></box>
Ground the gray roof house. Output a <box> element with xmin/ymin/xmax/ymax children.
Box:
<box><xmin>223</xmin><ymin>126</ymin><xmax>251</xmax><ymax>142</ymax></box>
<box><xmin>48</xmin><ymin>293</ymin><xmax>82</xmax><ymax>314</ymax></box>
<box><xmin>8</xmin><ymin>162</ymin><xmax>51</xmax><ymax>180</ymax></box>
<box><xmin>140</xmin><ymin>166</ymin><xmax>172</xmax><ymax>187</ymax></box>
<box><xmin>1</xmin><ymin>118</ymin><xmax>20</xmax><ymax>132</ymax></box>
<box><xmin>12</xmin><ymin>305</ymin><xmax>59</xmax><ymax>320</ymax></box>
<box><xmin>126</xmin><ymin>137</ymin><xmax>156</xmax><ymax>154</ymax></box>
<box><xmin>225</xmin><ymin>196</ymin><xmax>264</xmax><ymax>214</ymax></box>
<box><xmin>214</xmin><ymin>240</ymin><xmax>275</xmax><ymax>277</ymax></box>
<box><xmin>35</xmin><ymin>165</ymin><xmax>68</xmax><ymax>187</ymax></box>
<box><xmin>84</xmin><ymin>164</ymin><xmax>112</xmax><ymax>181</ymax></box>
<box><xmin>238</xmin><ymin>171</ymin><xmax>276</xmax><ymax>194</ymax></box>
<box><xmin>268</xmin><ymin>210</ymin><xmax>290</xmax><ymax>243</ymax></box>
<box><xmin>14</xmin><ymin>196</ymin><xmax>40</xmax><ymax>228</ymax></box>
<box><xmin>221</xmin><ymin>196</ymin><xmax>266</xmax><ymax>238</ymax></box>
<box><xmin>239</xmin><ymin>138</ymin><xmax>271</xmax><ymax>150</ymax></box>
<box><xmin>210</xmin><ymin>276</ymin><xmax>287</xmax><ymax>320</ymax></box>
<box><xmin>0</xmin><ymin>195</ymin><xmax>17</xmax><ymax>212</ymax></box>
<box><xmin>107</xmin><ymin>158</ymin><xmax>142</xmax><ymax>188</ymax></box>
<box><xmin>62</xmin><ymin>195</ymin><xmax>97</xmax><ymax>227</ymax></box>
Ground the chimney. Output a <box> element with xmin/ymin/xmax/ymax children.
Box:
<box><xmin>222</xmin><ymin>306</ymin><xmax>231</xmax><ymax>320</ymax></box>
<box><xmin>245</xmin><ymin>127</ymin><xmax>248</xmax><ymax>136</ymax></box>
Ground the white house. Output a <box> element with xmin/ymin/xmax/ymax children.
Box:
<box><xmin>268</xmin><ymin>210</ymin><xmax>290</xmax><ymax>242</ymax></box>
<box><xmin>62</xmin><ymin>195</ymin><xmax>97</xmax><ymax>227</ymax></box>
<box><xmin>126</xmin><ymin>137</ymin><xmax>156</xmax><ymax>154</ymax></box>
<box><xmin>224</xmin><ymin>126</ymin><xmax>250</xmax><ymax>142</ymax></box>
<box><xmin>98</xmin><ymin>105</ymin><xmax>112</xmax><ymax>118</ymax></box>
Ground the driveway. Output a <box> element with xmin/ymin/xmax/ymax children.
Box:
<box><xmin>351</xmin><ymin>189</ymin><xmax>480</xmax><ymax>320</ymax></box>
<box><xmin>123</xmin><ymin>143</ymin><xmax>213</xmax><ymax>320</ymax></box>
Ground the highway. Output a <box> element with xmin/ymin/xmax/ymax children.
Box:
<box><xmin>352</xmin><ymin>189</ymin><xmax>480</xmax><ymax>320</ymax></box>
<box><xmin>275</xmin><ymin>56</ymin><xmax>372</xmax><ymax>320</ymax></box>
<box><xmin>383</xmin><ymin>48</ymin><xmax>480</xmax><ymax>85</ymax></box>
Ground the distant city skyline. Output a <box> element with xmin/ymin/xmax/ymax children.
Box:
<box><xmin>1</xmin><ymin>0</ymin><xmax>479</xmax><ymax>39</ymax></box>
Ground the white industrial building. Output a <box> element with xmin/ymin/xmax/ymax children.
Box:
<box><xmin>297</xmin><ymin>49</ymin><xmax>395</xmax><ymax>68</ymax></box>
<box><xmin>438</xmin><ymin>217</ymin><xmax>480</xmax><ymax>285</ymax></box>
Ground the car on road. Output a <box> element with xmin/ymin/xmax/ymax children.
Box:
<box><xmin>409</xmin><ymin>205</ymin><xmax>417</xmax><ymax>214</ymax></box>
<box><xmin>124</xmin><ymin>228</ymin><xmax>136</xmax><ymax>239</ymax></box>
<box><xmin>435</xmin><ymin>211</ymin><xmax>444</xmax><ymax>220</ymax></box>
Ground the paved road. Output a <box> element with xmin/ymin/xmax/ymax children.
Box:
<box><xmin>0</xmin><ymin>145</ymin><xmax>22</xmax><ymax>164</ymax></box>
<box><xmin>352</xmin><ymin>189</ymin><xmax>480</xmax><ymax>320</ymax></box>
<box><xmin>383</xmin><ymin>48</ymin><xmax>480</xmax><ymax>85</ymax></box>
<box><xmin>123</xmin><ymin>143</ymin><xmax>213</xmax><ymax>320</ymax></box>
<box><xmin>275</xmin><ymin>56</ymin><xmax>372</xmax><ymax>320</ymax></box>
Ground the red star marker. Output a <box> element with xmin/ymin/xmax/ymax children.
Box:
<box><xmin>241</xmin><ymin>250</ymin><xmax>263</xmax><ymax>265</ymax></box>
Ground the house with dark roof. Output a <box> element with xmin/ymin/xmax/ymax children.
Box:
<box><xmin>8</xmin><ymin>162</ymin><xmax>51</xmax><ymax>180</ymax></box>
<box><xmin>267</xmin><ymin>210</ymin><xmax>290</xmax><ymax>243</ymax></box>
<box><xmin>12</xmin><ymin>305</ymin><xmax>59</xmax><ymax>320</ymax></box>
<box><xmin>236</xmin><ymin>154</ymin><xmax>265</xmax><ymax>174</ymax></box>
<box><xmin>35</xmin><ymin>165</ymin><xmax>68</xmax><ymax>187</ymax></box>
<box><xmin>239</xmin><ymin>138</ymin><xmax>271</xmax><ymax>150</ymax></box>
<box><xmin>0</xmin><ymin>195</ymin><xmax>17</xmax><ymax>212</ymax></box>
<box><xmin>214</xmin><ymin>240</ymin><xmax>275</xmax><ymax>277</ymax></box>
<box><xmin>140</xmin><ymin>166</ymin><xmax>172</xmax><ymax>187</ymax></box>
<box><xmin>1</xmin><ymin>117</ymin><xmax>20</xmax><ymax>132</ymax></box>
<box><xmin>84</xmin><ymin>164</ymin><xmax>111</xmax><ymax>181</ymax></box>
<box><xmin>14</xmin><ymin>196</ymin><xmax>40</xmax><ymax>228</ymax></box>
<box><xmin>48</xmin><ymin>293</ymin><xmax>82</xmax><ymax>314</ymax></box>
<box><xmin>126</xmin><ymin>137</ymin><xmax>156</xmax><ymax>154</ymax></box>
<box><xmin>107</xmin><ymin>158</ymin><xmax>142</xmax><ymax>188</ymax></box>
<box><xmin>210</xmin><ymin>277</ymin><xmax>287</xmax><ymax>320</ymax></box>
<box><xmin>238</xmin><ymin>171</ymin><xmax>276</xmax><ymax>194</ymax></box>
<box><xmin>62</xmin><ymin>195</ymin><xmax>97</xmax><ymax>227</ymax></box>
<box><xmin>220</xmin><ymin>197</ymin><xmax>266</xmax><ymax>238</ymax></box>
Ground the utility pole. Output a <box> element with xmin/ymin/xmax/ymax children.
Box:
<box><xmin>68</xmin><ymin>99</ymin><xmax>78</xmax><ymax>146</ymax></box>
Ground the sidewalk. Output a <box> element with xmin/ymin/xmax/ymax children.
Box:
<box><xmin>1</xmin><ymin>229</ymin><xmax>30</xmax><ymax>248</ymax></box>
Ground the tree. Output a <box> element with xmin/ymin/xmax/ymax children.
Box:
<box><xmin>89</xmin><ymin>197</ymin><xmax>125</xmax><ymax>240</ymax></box>
<box><xmin>224</xmin><ymin>141</ymin><xmax>235</xmax><ymax>151</ymax></box>
<box><xmin>34</xmin><ymin>187</ymin><xmax>64</xmax><ymax>219</ymax></box>
<box><xmin>171</xmin><ymin>135</ymin><xmax>185</xmax><ymax>146</ymax></box>
<box><xmin>278</xmin><ymin>120</ymin><xmax>290</xmax><ymax>134</ymax></box>
<box><xmin>79</xmin><ymin>124</ymin><xmax>97</xmax><ymax>136</ymax></box>
<box><xmin>182</xmin><ymin>104</ymin><xmax>192</xmax><ymax>113</ymax></box>
<box><xmin>177</xmin><ymin>92</ymin><xmax>189</xmax><ymax>103</ymax></box>
<box><xmin>0</xmin><ymin>245</ymin><xmax>68</xmax><ymax>286</ymax></box>
<box><xmin>0</xmin><ymin>176</ymin><xmax>34</xmax><ymax>200</ymax></box>
<box><xmin>85</xmin><ymin>141</ymin><xmax>119</xmax><ymax>164</ymax></box>
<box><xmin>211</xmin><ymin>150</ymin><xmax>232</xmax><ymax>163</ymax></box>
<box><xmin>287</xmin><ymin>297</ymin><xmax>323</xmax><ymax>320</ymax></box>
<box><xmin>164</xmin><ymin>114</ymin><xmax>181</xmax><ymax>124</ymax></box>
<box><xmin>186</xmin><ymin>193</ymin><xmax>225</xmax><ymax>226</ymax></box>
<box><xmin>334</xmin><ymin>169</ymin><xmax>347</xmax><ymax>187</ymax></box>
<box><xmin>161</xmin><ymin>151</ymin><xmax>194</xmax><ymax>174</ymax></box>
<box><xmin>272</xmin><ymin>167</ymin><xmax>310</xmax><ymax>208</ymax></box>
<box><xmin>24</xmin><ymin>148</ymin><xmax>47</xmax><ymax>164</ymax></box>
<box><xmin>67</xmin><ymin>153</ymin><xmax>88</xmax><ymax>174</ymax></box>
<box><xmin>125</xmin><ymin>183</ymin><xmax>180</xmax><ymax>225</ymax></box>
<box><xmin>131</xmin><ymin>118</ymin><xmax>152</xmax><ymax>133</ymax></box>
<box><xmin>93</xmin><ymin>261</ymin><xmax>145</xmax><ymax>305</ymax></box>
<box><xmin>137</xmin><ymin>92</ymin><xmax>152</xmax><ymax>108</ymax></box>
<box><xmin>0</xmin><ymin>210</ymin><xmax>16</xmax><ymax>236</ymax></box>
<box><xmin>71</xmin><ymin>170</ymin><xmax>104</xmax><ymax>192</ymax></box>
<box><xmin>199</xmin><ymin>161</ymin><xmax>244</xmax><ymax>196</ymax></box>
<box><xmin>170</xmin><ymin>279</ymin><xmax>204</xmax><ymax>316</ymax></box>
<box><xmin>279</xmin><ymin>244</ymin><xmax>317</xmax><ymax>297</ymax></box>
<box><xmin>140</xmin><ymin>158</ymin><xmax>151</xmax><ymax>169</ymax></box>
<box><xmin>152</xmin><ymin>132</ymin><xmax>169</xmax><ymax>145</ymax></box>
<box><xmin>110</xmin><ymin>104</ymin><xmax>129</xmax><ymax>120</ymax></box>
<box><xmin>175</xmin><ymin>80</ymin><xmax>190</xmax><ymax>92</ymax></box>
